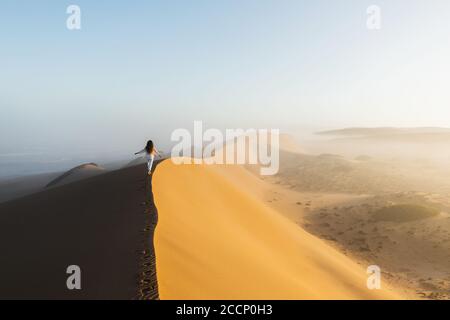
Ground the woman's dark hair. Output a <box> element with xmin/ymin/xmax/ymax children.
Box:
<box><xmin>145</xmin><ymin>140</ymin><xmax>154</xmax><ymax>154</ymax></box>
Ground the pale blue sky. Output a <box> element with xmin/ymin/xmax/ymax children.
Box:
<box><xmin>1</xmin><ymin>0</ymin><xmax>450</xmax><ymax>156</ymax></box>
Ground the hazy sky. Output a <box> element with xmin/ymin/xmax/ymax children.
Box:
<box><xmin>1</xmin><ymin>0</ymin><xmax>450</xmax><ymax>155</ymax></box>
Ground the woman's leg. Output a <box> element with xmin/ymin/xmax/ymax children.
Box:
<box><xmin>147</xmin><ymin>154</ymin><xmax>155</xmax><ymax>173</ymax></box>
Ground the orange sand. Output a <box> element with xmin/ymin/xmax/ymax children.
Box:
<box><xmin>153</xmin><ymin>160</ymin><xmax>402</xmax><ymax>299</ymax></box>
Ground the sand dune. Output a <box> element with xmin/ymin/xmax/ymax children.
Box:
<box><xmin>181</xmin><ymin>132</ymin><xmax>304</xmax><ymax>162</ymax></box>
<box><xmin>246</xmin><ymin>142</ymin><xmax>450</xmax><ymax>299</ymax></box>
<box><xmin>45</xmin><ymin>163</ymin><xmax>105</xmax><ymax>188</ymax></box>
<box><xmin>153</xmin><ymin>160</ymin><xmax>402</xmax><ymax>299</ymax></box>
<box><xmin>318</xmin><ymin>127</ymin><xmax>450</xmax><ymax>137</ymax></box>
<box><xmin>278</xmin><ymin>133</ymin><xmax>305</xmax><ymax>154</ymax></box>
<box><xmin>0</xmin><ymin>172</ymin><xmax>60</xmax><ymax>203</ymax></box>
<box><xmin>0</xmin><ymin>164</ymin><xmax>157</xmax><ymax>299</ymax></box>
<box><xmin>0</xmin><ymin>162</ymin><xmax>124</xmax><ymax>204</ymax></box>
<box><xmin>123</xmin><ymin>157</ymin><xmax>148</xmax><ymax>168</ymax></box>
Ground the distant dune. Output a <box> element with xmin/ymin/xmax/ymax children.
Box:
<box><xmin>276</xmin><ymin>133</ymin><xmax>305</xmax><ymax>154</ymax></box>
<box><xmin>0</xmin><ymin>172</ymin><xmax>60</xmax><ymax>203</ymax></box>
<box><xmin>45</xmin><ymin>163</ymin><xmax>105</xmax><ymax>188</ymax></box>
<box><xmin>0</xmin><ymin>161</ymin><xmax>128</xmax><ymax>204</ymax></box>
<box><xmin>317</xmin><ymin>127</ymin><xmax>450</xmax><ymax>137</ymax></box>
<box><xmin>153</xmin><ymin>160</ymin><xmax>402</xmax><ymax>299</ymax></box>
<box><xmin>123</xmin><ymin>157</ymin><xmax>147</xmax><ymax>168</ymax></box>
<box><xmin>195</xmin><ymin>132</ymin><xmax>305</xmax><ymax>160</ymax></box>
<box><xmin>316</xmin><ymin>127</ymin><xmax>450</xmax><ymax>144</ymax></box>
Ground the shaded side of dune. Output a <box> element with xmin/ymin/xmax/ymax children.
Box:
<box><xmin>0</xmin><ymin>164</ymin><xmax>159</xmax><ymax>299</ymax></box>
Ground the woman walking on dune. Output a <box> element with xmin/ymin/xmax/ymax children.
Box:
<box><xmin>135</xmin><ymin>140</ymin><xmax>160</xmax><ymax>175</ymax></box>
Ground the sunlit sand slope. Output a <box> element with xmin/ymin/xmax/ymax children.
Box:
<box><xmin>153</xmin><ymin>160</ymin><xmax>402</xmax><ymax>299</ymax></box>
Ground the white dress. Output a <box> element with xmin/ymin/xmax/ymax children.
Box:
<box><xmin>135</xmin><ymin>149</ymin><xmax>155</xmax><ymax>173</ymax></box>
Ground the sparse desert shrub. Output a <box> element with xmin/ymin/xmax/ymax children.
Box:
<box><xmin>372</xmin><ymin>204</ymin><xmax>439</xmax><ymax>222</ymax></box>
